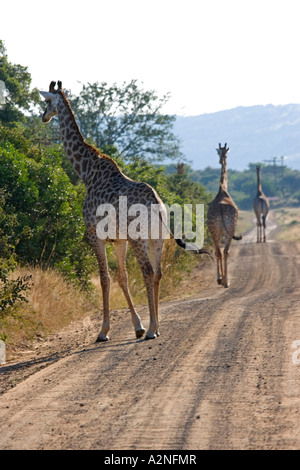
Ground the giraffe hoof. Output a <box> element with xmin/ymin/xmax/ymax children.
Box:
<box><xmin>217</xmin><ymin>279</ymin><xmax>222</xmax><ymax>285</ymax></box>
<box><xmin>223</xmin><ymin>283</ymin><xmax>230</xmax><ymax>288</ymax></box>
<box><xmin>96</xmin><ymin>333</ymin><xmax>109</xmax><ymax>342</ymax></box>
<box><xmin>135</xmin><ymin>328</ymin><xmax>146</xmax><ymax>339</ymax></box>
<box><xmin>145</xmin><ymin>332</ymin><xmax>157</xmax><ymax>340</ymax></box>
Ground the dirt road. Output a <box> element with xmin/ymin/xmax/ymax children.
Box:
<box><xmin>0</xmin><ymin>214</ymin><xmax>300</xmax><ymax>450</ymax></box>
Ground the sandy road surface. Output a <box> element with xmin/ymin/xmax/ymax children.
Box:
<box><xmin>0</xmin><ymin>215</ymin><xmax>300</xmax><ymax>450</ymax></box>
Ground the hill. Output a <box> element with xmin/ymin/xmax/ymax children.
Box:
<box><xmin>173</xmin><ymin>104</ymin><xmax>300</xmax><ymax>171</ymax></box>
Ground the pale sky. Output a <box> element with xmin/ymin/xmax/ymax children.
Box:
<box><xmin>2</xmin><ymin>0</ymin><xmax>300</xmax><ymax>116</ymax></box>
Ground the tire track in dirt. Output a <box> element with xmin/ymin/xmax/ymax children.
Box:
<box><xmin>105</xmin><ymin>242</ymin><xmax>300</xmax><ymax>450</ymax></box>
<box><xmin>0</xmin><ymin>235</ymin><xmax>300</xmax><ymax>449</ymax></box>
<box><xmin>180</xmin><ymin>242</ymin><xmax>300</xmax><ymax>449</ymax></box>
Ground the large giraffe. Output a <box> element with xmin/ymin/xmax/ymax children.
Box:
<box><xmin>40</xmin><ymin>81</ymin><xmax>210</xmax><ymax>341</ymax></box>
<box><xmin>253</xmin><ymin>165</ymin><xmax>269</xmax><ymax>243</ymax></box>
<box><xmin>207</xmin><ymin>143</ymin><xmax>242</xmax><ymax>288</ymax></box>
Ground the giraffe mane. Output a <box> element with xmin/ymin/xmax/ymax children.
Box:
<box><xmin>58</xmin><ymin>88</ymin><xmax>122</xmax><ymax>172</ymax></box>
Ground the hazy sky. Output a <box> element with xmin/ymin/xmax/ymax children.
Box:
<box><xmin>2</xmin><ymin>0</ymin><xmax>300</xmax><ymax>116</ymax></box>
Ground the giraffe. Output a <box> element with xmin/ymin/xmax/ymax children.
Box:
<box><xmin>40</xmin><ymin>81</ymin><xmax>211</xmax><ymax>341</ymax></box>
<box><xmin>207</xmin><ymin>143</ymin><xmax>242</xmax><ymax>288</ymax></box>
<box><xmin>253</xmin><ymin>165</ymin><xmax>269</xmax><ymax>243</ymax></box>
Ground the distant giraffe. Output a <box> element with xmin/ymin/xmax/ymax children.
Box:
<box><xmin>253</xmin><ymin>165</ymin><xmax>269</xmax><ymax>243</ymax></box>
<box><xmin>40</xmin><ymin>81</ymin><xmax>211</xmax><ymax>341</ymax></box>
<box><xmin>207</xmin><ymin>143</ymin><xmax>242</xmax><ymax>288</ymax></box>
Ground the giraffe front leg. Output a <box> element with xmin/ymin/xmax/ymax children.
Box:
<box><xmin>217</xmin><ymin>262</ymin><xmax>222</xmax><ymax>285</ymax></box>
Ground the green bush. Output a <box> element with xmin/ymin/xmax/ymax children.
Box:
<box><xmin>0</xmin><ymin>265</ymin><xmax>32</xmax><ymax>313</ymax></box>
<box><xmin>0</xmin><ymin>124</ymin><xmax>96</xmax><ymax>286</ymax></box>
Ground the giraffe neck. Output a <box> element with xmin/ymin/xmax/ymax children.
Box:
<box><xmin>56</xmin><ymin>92</ymin><xmax>98</xmax><ymax>185</ymax></box>
<box><xmin>256</xmin><ymin>169</ymin><xmax>262</xmax><ymax>194</ymax></box>
<box><xmin>220</xmin><ymin>159</ymin><xmax>228</xmax><ymax>192</ymax></box>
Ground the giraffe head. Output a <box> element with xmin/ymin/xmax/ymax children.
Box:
<box><xmin>40</xmin><ymin>81</ymin><xmax>63</xmax><ymax>123</ymax></box>
<box><xmin>216</xmin><ymin>143</ymin><xmax>230</xmax><ymax>165</ymax></box>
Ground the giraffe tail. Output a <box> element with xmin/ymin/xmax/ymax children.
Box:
<box><xmin>156</xmin><ymin>203</ymin><xmax>213</xmax><ymax>258</ymax></box>
<box><xmin>175</xmin><ymin>238</ymin><xmax>214</xmax><ymax>258</ymax></box>
<box><xmin>233</xmin><ymin>234</ymin><xmax>243</xmax><ymax>240</ymax></box>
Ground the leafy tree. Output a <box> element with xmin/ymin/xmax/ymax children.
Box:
<box><xmin>0</xmin><ymin>40</ymin><xmax>39</xmax><ymax>125</ymax></box>
<box><xmin>70</xmin><ymin>80</ymin><xmax>184</xmax><ymax>163</ymax></box>
<box><xmin>0</xmin><ymin>124</ymin><xmax>96</xmax><ymax>286</ymax></box>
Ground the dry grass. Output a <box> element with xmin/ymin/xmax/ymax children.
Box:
<box><xmin>0</xmin><ymin>239</ymin><xmax>206</xmax><ymax>358</ymax></box>
<box><xmin>0</xmin><ymin>266</ymin><xmax>99</xmax><ymax>356</ymax></box>
<box><xmin>235</xmin><ymin>207</ymin><xmax>300</xmax><ymax>242</ymax></box>
<box><xmin>273</xmin><ymin>207</ymin><xmax>300</xmax><ymax>242</ymax></box>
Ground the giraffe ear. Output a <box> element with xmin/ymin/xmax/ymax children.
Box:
<box><xmin>40</xmin><ymin>91</ymin><xmax>55</xmax><ymax>100</ymax></box>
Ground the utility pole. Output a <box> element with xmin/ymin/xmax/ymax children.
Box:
<box><xmin>263</xmin><ymin>156</ymin><xmax>286</xmax><ymax>193</ymax></box>
<box><xmin>263</xmin><ymin>157</ymin><xmax>279</xmax><ymax>185</ymax></box>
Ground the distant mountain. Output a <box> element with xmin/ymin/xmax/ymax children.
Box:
<box><xmin>173</xmin><ymin>104</ymin><xmax>300</xmax><ymax>171</ymax></box>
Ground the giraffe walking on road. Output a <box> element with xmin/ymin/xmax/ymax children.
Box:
<box><xmin>40</xmin><ymin>81</ymin><xmax>210</xmax><ymax>341</ymax></box>
<box><xmin>253</xmin><ymin>165</ymin><xmax>269</xmax><ymax>243</ymax></box>
<box><xmin>207</xmin><ymin>143</ymin><xmax>242</xmax><ymax>288</ymax></box>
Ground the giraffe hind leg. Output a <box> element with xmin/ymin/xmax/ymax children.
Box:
<box><xmin>257</xmin><ymin>220</ymin><xmax>262</xmax><ymax>243</ymax></box>
<box><xmin>130</xmin><ymin>239</ymin><xmax>158</xmax><ymax>340</ymax></box>
<box><xmin>114</xmin><ymin>241</ymin><xmax>145</xmax><ymax>339</ymax></box>
<box><xmin>215</xmin><ymin>246</ymin><xmax>223</xmax><ymax>285</ymax></box>
<box><xmin>262</xmin><ymin>215</ymin><xmax>267</xmax><ymax>242</ymax></box>
<box><xmin>222</xmin><ymin>237</ymin><xmax>232</xmax><ymax>288</ymax></box>
<box><xmin>148</xmin><ymin>238</ymin><xmax>164</xmax><ymax>337</ymax></box>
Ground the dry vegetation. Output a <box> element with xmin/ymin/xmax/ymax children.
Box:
<box><xmin>0</xmin><ymin>239</ymin><xmax>199</xmax><ymax>359</ymax></box>
<box><xmin>0</xmin><ymin>267</ymin><xmax>99</xmax><ymax>359</ymax></box>
<box><xmin>272</xmin><ymin>207</ymin><xmax>300</xmax><ymax>242</ymax></box>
